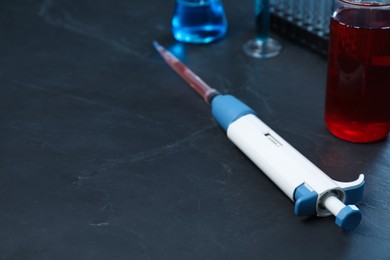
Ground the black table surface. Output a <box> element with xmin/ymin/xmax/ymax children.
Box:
<box><xmin>1</xmin><ymin>0</ymin><xmax>390</xmax><ymax>259</ymax></box>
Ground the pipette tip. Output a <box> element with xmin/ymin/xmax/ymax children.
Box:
<box><xmin>153</xmin><ymin>41</ymin><xmax>163</xmax><ymax>53</ymax></box>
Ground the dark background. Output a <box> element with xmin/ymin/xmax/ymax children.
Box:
<box><xmin>1</xmin><ymin>0</ymin><xmax>389</xmax><ymax>259</ymax></box>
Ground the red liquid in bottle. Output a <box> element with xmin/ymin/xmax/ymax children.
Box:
<box><xmin>325</xmin><ymin>8</ymin><xmax>390</xmax><ymax>142</ymax></box>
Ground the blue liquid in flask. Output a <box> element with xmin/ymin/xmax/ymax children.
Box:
<box><xmin>172</xmin><ymin>0</ymin><xmax>227</xmax><ymax>44</ymax></box>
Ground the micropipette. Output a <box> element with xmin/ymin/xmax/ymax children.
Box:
<box><xmin>154</xmin><ymin>41</ymin><xmax>365</xmax><ymax>231</ymax></box>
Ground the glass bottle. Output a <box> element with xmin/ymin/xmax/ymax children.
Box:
<box><xmin>172</xmin><ymin>0</ymin><xmax>228</xmax><ymax>44</ymax></box>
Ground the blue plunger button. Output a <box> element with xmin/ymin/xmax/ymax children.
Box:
<box><xmin>335</xmin><ymin>205</ymin><xmax>362</xmax><ymax>231</ymax></box>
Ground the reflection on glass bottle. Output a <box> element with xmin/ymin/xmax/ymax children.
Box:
<box><xmin>172</xmin><ymin>0</ymin><xmax>228</xmax><ymax>44</ymax></box>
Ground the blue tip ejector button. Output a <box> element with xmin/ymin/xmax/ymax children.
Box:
<box><xmin>335</xmin><ymin>205</ymin><xmax>362</xmax><ymax>231</ymax></box>
<box><xmin>294</xmin><ymin>184</ymin><xmax>318</xmax><ymax>216</ymax></box>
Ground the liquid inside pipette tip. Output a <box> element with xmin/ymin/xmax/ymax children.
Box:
<box><xmin>153</xmin><ymin>41</ymin><xmax>220</xmax><ymax>104</ymax></box>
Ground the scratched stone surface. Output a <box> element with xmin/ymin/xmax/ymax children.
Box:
<box><xmin>0</xmin><ymin>0</ymin><xmax>389</xmax><ymax>259</ymax></box>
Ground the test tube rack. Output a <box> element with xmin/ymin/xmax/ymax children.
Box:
<box><xmin>270</xmin><ymin>0</ymin><xmax>333</xmax><ymax>57</ymax></box>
